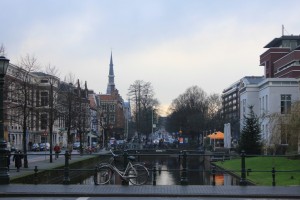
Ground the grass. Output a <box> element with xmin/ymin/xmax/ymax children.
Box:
<box><xmin>215</xmin><ymin>156</ymin><xmax>300</xmax><ymax>186</ymax></box>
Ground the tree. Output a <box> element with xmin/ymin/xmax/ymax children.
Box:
<box><xmin>57</xmin><ymin>73</ymin><xmax>78</xmax><ymax>145</ymax></box>
<box><xmin>0</xmin><ymin>43</ymin><xmax>6</xmax><ymax>56</ymax></box>
<box><xmin>127</xmin><ymin>80</ymin><xmax>159</xmax><ymax>139</ymax></box>
<box><xmin>44</xmin><ymin>64</ymin><xmax>60</xmax><ymax>162</ymax></box>
<box><xmin>268</xmin><ymin>101</ymin><xmax>300</xmax><ymax>154</ymax></box>
<box><xmin>166</xmin><ymin>86</ymin><xmax>210</xmax><ymax>144</ymax></box>
<box><xmin>6</xmin><ymin>54</ymin><xmax>40</xmax><ymax>168</ymax></box>
<box><xmin>239</xmin><ymin>105</ymin><xmax>262</xmax><ymax>154</ymax></box>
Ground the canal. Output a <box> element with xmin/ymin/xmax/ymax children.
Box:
<box><xmin>12</xmin><ymin>153</ymin><xmax>240</xmax><ymax>185</ymax></box>
<box><xmin>78</xmin><ymin>154</ymin><xmax>240</xmax><ymax>186</ymax></box>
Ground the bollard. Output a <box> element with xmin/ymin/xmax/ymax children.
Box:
<box><xmin>63</xmin><ymin>150</ymin><xmax>70</xmax><ymax>185</ymax></box>
<box><xmin>211</xmin><ymin>166</ymin><xmax>216</xmax><ymax>186</ymax></box>
<box><xmin>122</xmin><ymin>150</ymin><xmax>129</xmax><ymax>185</ymax></box>
<box><xmin>34</xmin><ymin>166</ymin><xmax>38</xmax><ymax>185</ymax></box>
<box><xmin>272</xmin><ymin>167</ymin><xmax>276</xmax><ymax>186</ymax></box>
<box><xmin>153</xmin><ymin>166</ymin><xmax>157</xmax><ymax>185</ymax></box>
<box><xmin>239</xmin><ymin>150</ymin><xmax>247</xmax><ymax>186</ymax></box>
<box><xmin>180</xmin><ymin>150</ymin><xmax>188</xmax><ymax>185</ymax></box>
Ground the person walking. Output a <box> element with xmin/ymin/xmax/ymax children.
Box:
<box><xmin>54</xmin><ymin>144</ymin><xmax>61</xmax><ymax>160</ymax></box>
<box><xmin>13</xmin><ymin>150</ymin><xmax>23</xmax><ymax>172</ymax></box>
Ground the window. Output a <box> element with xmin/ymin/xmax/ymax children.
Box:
<box><xmin>41</xmin><ymin>79</ymin><xmax>48</xmax><ymax>83</ymax></box>
<box><xmin>281</xmin><ymin>94</ymin><xmax>291</xmax><ymax>114</ymax></box>
<box><xmin>41</xmin><ymin>92</ymin><xmax>49</xmax><ymax>106</ymax></box>
<box><xmin>41</xmin><ymin>114</ymin><xmax>48</xmax><ymax>130</ymax></box>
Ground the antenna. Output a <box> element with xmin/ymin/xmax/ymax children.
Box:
<box><xmin>282</xmin><ymin>25</ymin><xmax>290</xmax><ymax>36</ymax></box>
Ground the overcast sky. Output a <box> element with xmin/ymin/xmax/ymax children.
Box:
<box><xmin>1</xmin><ymin>0</ymin><xmax>300</xmax><ymax>116</ymax></box>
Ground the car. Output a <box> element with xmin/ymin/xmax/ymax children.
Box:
<box><xmin>32</xmin><ymin>143</ymin><xmax>40</xmax><ymax>151</ymax></box>
<box><xmin>39</xmin><ymin>143</ymin><xmax>50</xmax><ymax>151</ymax></box>
<box><xmin>73</xmin><ymin>142</ymin><xmax>81</xmax><ymax>149</ymax></box>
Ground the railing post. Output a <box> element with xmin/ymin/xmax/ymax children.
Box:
<box><xmin>153</xmin><ymin>166</ymin><xmax>156</xmax><ymax>185</ymax></box>
<box><xmin>180</xmin><ymin>150</ymin><xmax>188</xmax><ymax>185</ymax></box>
<box><xmin>211</xmin><ymin>165</ymin><xmax>216</xmax><ymax>186</ymax></box>
<box><xmin>272</xmin><ymin>167</ymin><xmax>276</xmax><ymax>186</ymax></box>
<box><xmin>136</xmin><ymin>150</ymin><xmax>140</xmax><ymax>162</ymax></box>
<box><xmin>239</xmin><ymin>150</ymin><xmax>247</xmax><ymax>186</ymax></box>
<box><xmin>94</xmin><ymin>165</ymin><xmax>99</xmax><ymax>185</ymax></box>
<box><xmin>122</xmin><ymin>150</ymin><xmax>129</xmax><ymax>185</ymax></box>
<box><xmin>34</xmin><ymin>166</ymin><xmax>38</xmax><ymax>185</ymax></box>
<box><xmin>63</xmin><ymin>150</ymin><xmax>70</xmax><ymax>185</ymax></box>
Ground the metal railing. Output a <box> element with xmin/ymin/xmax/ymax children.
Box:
<box><xmin>7</xmin><ymin>149</ymin><xmax>300</xmax><ymax>186</ymax></box>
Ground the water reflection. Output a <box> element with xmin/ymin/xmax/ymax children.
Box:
<box><xmin>81</xmin><ymin>155</ymin><xmax>240</xmax><ymax>186</ymax></box>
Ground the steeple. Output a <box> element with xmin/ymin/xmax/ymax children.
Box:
<box><xmin>106</xmin><ymin>51</ymin><xmax>115</xmax><ymax>94</ymax></box>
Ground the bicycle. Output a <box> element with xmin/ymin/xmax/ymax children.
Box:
<box><xmin>94</xmin><ymin>149</ymin><xmax>149</xmax><ymax>185</ymax></box>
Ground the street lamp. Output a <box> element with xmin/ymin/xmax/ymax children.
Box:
<box><xmin>0</xmin><ymin>56</ymin><xmax>10</xmax><ymax>184</ymax></box>
<box><xmin>151</xmin><ymin>106</ymin><xmax>155</xmax><ymax>134</ymax></box>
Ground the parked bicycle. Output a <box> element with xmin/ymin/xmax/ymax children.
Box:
<box><xmin>94</xmin><ymin>149</ymin><xmax>149</xmax><ymax>185</ymax></box>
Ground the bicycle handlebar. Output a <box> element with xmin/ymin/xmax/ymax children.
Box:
<box><xmin>110</xmin><ymin>149</ymin><xmax>117</xmax><ymax>157</ymax></box>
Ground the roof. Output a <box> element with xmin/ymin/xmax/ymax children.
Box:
<box><xmin>264</xmin><ymin>35</ymin><xmax>300</xmax><ymax>48</ymax></box>
<box><xmin>243</xmin><ymin>76</ymin><xmax>264</xmax><ymax>85</ymax></box>
<box><xmin>98</xmin><ymin>94</ymin><xmax>116</xmax><ymax>101</ymax></box>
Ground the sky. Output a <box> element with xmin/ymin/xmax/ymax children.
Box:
<box><xmin>1</xmin><ymin>0</ymin><xmax>300</xmax><ymax>116</ymax></box>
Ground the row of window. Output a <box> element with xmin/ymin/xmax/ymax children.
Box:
<box><xmin>241</xmin><ymin>94</ymin><xmax>292</xmax><ymax>115</ymax></box>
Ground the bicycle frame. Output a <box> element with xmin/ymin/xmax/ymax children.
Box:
<box><xmin>100</xmin><ymin>150</ymin><xmax>136</xmax><ymax>180</ymax></box>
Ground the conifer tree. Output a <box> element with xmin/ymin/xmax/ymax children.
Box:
<box><xmin>239</xmin><ymin>106</ymin><xmax>262</xmax><ymax>154</ymax></box>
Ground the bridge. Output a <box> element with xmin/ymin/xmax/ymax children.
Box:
<box><xmin>1</xmin><ymin>149</ymin><xmax>299</xmax><ymax>199</ymax></box>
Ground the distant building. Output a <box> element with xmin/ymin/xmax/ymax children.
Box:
<box><xmin>98</xmin><ymin>52</ymin><xmax>126</xmax><ymax>140</ymax></box>
<box><xmin>222</xmin><ymin>76</ymin><xmax>264</xmax><ymax>140</ymax></box>
<box><xmin>260</xmin><ymin>35</ymin><xmax>300</xmax><ymax>78</ymax></box>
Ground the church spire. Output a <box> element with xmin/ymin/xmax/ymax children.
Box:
<box><xmin>106</xmin><ymin>51</ymin><xmax>115</xmax><ymax>94</ymax></box>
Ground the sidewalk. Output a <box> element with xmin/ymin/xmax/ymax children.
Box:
<box><xmin>9</xmin><ymin>149</ymin><xmax>109</xmax><ymax>181</ymax></box>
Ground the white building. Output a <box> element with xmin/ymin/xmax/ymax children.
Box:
<box><xmin>240</xmin><ymin>77</ymin><xmax>300</xmax><ymax>146</ymax></box>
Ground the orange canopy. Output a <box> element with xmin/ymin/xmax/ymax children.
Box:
<box><xmin>207</xmin><ymin>131</ymin><xmax>224</xmax><ymax>140</ymax></box>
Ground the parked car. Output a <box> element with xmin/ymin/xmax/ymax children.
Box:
<box><xmin>32</xmin><ymin>143</ymin><xmax>40</xmax><ymax>151</ymax></box>
<box><xmin>39</xmin><ymin>143</ymin><xmax>50</xmax><ymax>151</ymax></box>
<box><xmin>73</xmin><ymin>142</ymin><xmax>81</xmax><ymax>150</ymax></box>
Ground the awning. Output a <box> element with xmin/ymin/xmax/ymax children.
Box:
<box><xmin>207</xmin><ymin>131</ymin><xmax>224</xmax><ymax>140</ymax></box>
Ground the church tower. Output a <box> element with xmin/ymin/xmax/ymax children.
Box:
<box><xmin>106</xmin><ymin>52</ymin><xmax>115</xmax><ymax>94</ymax></box>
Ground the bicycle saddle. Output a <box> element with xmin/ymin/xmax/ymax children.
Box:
<box><xmin>128</xmin><ymin>156</ymin><xmax>135</xmax><ymax>161</ymax></box>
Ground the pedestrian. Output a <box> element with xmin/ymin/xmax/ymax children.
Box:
<box><xmin>54</xmin><ymin>144</ymin><xmax>61</xmax><ymax>160</ymax></box>
<box><xmin>13</xmin><ymin>150</ymin><xmax>23</xmax><ymax>172</ymax></box>
<box><xmin>67</xmin><ymin>142</ymin><xmax>73</xmax><ymax>160</ymax></box>
<box><xmin>6</xmin><ymin>150</ymin><xmax>11</xmax><ymax>171</ymax></box>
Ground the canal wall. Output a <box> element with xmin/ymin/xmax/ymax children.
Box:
<box><xmin>10</xmin><ymin>155</ymin><xmax>107</xmax><ymax>184</ymax></box>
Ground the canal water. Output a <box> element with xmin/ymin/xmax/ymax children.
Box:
<box><xmin>79</xmin><ymin>154</ymin><xmax>240</xmax><ymax>186</ymax></box>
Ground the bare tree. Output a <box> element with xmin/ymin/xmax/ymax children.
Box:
<box><xmin>128</xmin><ymin>80</ymin><xmax>159</xmax><ymax>139</ymax></box>
<box><xmin>0</xmin><ymin>44</ymin><xmax>6</xmax><ymax>56</ymax></box>
<box><xmin>6</xmin><ymin>54</ymin><xmax>40</xmax><ymax>168</ymax></box>
<box><xmin>167</xmin><ymin>86</ymin><xmax>212</xmax><ymax>146</ymax></box>
<box><xmin>58</xmin><ymin>73</ymin><xmax>77</xmax><ymax>145</ymax></box>
<box><xmin>43</xmin><ymin>64</ymin><xmax>60</xmax><ymax>162</ymax></box>
<box><xmin>268</xmin><ymin>101</ymin><xmax>300</xmax><ymax>154</ymax></box>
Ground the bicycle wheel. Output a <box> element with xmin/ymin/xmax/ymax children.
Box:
<box><xmin>126</xmin><ymin>164</ymin><xmax>149</xmax><ymax>185</ymax></box>
<box><xmin>94</xmin><ymin>165</ymin><xmax>113</xmax><ymax>185</ymax></box>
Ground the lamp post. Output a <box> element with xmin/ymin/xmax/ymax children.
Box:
<box><xmin>0</xmin><ymin>56</ymin><xmax>10</xmax><ymax>184</ymax></box>
<box><xmin>151</xmin><ymin>106</ymin><xmax>155</xmax><ymax>134</ymax></box>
